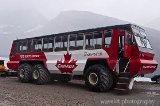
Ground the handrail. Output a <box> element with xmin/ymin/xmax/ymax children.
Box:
<box><xmin>124</xmin><ymin>58</ymin><xmax>131</xmax><ymax>72</ymax></box>
<box><xmin>113</xmin><ymin>58</ymin><xmax>121</xmax><ymax>74</ymax></box>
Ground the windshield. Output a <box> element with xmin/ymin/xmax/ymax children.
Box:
<box><xmin>132</xmin><ymin>28</ymin><xmax>152</xmax><ymax>49</ymax></box>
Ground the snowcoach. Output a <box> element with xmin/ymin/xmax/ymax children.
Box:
<box><xmin>7</xmin><ymin>24</ymin><xmax>158</xmax><ymax>92</ymax></box>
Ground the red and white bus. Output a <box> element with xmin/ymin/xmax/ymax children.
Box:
<box><xmin>7</xmin><ymin>24</ymin><xmax>158</xmax><ymax>92</ymax></box>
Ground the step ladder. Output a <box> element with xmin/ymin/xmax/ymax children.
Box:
<box><xmin>114</xmin><ymin>58</ymin><xmax>134</xmax><ymax>92</ymax></box>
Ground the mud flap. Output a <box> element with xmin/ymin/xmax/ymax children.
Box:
<box><xmin>128</xmin><ymin>78</ymin><xmax>134</xmax><ymax>90</ymax></box>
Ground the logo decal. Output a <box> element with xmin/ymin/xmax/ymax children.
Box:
<box><xmin>55</xmin><ymin>52</ymin><xmax>77</xmax><ymax>73</ymax></box>
<box><xmin>142</xmin><ymin>65</ymin><xmax>156</xmax><ymax>69</ymax></box>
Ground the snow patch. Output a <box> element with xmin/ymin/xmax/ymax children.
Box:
<box><xmin>134</xmin><ymin>77</ymin><xmax>152</xmax><ymax>82</ymax></box>
<box><xmin>24</xmin><ymin>25</ymin><xmax>44</xmax><ymax>33</ymax></box>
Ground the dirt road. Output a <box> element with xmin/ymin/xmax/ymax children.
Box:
<box><xmin>0</xmin><ymin>77</ymin><xmax>160</xmax><ymax>106</ymax></box>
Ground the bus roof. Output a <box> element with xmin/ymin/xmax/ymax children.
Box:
<box><xmin>14</xmin><ymin>24</ymin><xmax>143</xmax><ymax>42</ymax></box>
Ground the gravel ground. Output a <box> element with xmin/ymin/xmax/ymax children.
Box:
<box><xmin>0</xmin><ymin>77</ymin><xmax>160</xmax><ymax>106</ymax></box>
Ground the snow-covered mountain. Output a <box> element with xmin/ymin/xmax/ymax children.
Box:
<box><xmin>0</xmin><ymin>8</ymin><xmax>48</xmax><ymax>56</ymax></box>
<box><xmin>40</xmin><ymin>11</ymin><xmax>128</xmax><ymax>35</ymax></box>
<box><xmin>147</xmin><ymin>17</ymin><xmax>160</xmax><ymax>31</ymax></box>
<box><xmin>145</xmin><ymin>28</ymin><xmax>160</xmax><ymax>77</ymax></box>
<box><xmin>24</xmin><ymin>11</ymin><xmax>128</xmax><ymax>36</ymax></box>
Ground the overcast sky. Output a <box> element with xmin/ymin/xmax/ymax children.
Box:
<box><xmin>0</xmin><ymin>0</ymin><xmax>160</xmax><ymax>26</ymax></box>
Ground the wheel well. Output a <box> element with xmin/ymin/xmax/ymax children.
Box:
<box><xmin>84</xmin><ymin>59</ymin><xmax>109</xmax><ymax>74</ymax></box>
<box><xmin>19</xmin><ymin>61</ymin><xmax>45</xmax><ymax>67</ymax></box>
<box><xmin>83</xmin><ymin>59</ymin><xmax>118</xmax><ymax>83</ymax></box>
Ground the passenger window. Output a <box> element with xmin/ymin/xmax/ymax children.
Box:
<box><xmin>48</xmin><ymin>38</ymin><xmax>54</xmax><ymax>52</ymax></box>
<box><xmin>93</xmin><ymin>32</ymin><xmax>102</xmax><ymax>49</ymax></box>
<box><xmin>69</xmin><ymin>35</ymin><xmax>76</xmax><ymax>50</ymax></box>
<box><xmin>14</xmin><ymin>42</ymin><xmax>19</xmax><ymax>53</ymax></box>
<box><xmin>43</xmin><ymin>38</ymin><xmax>48</xmax><ymax>52</ymax></box>
<box><xmin>42</xmin><ymin>38</ymin><xmax>54</xmax><ymax>52</ymax></box>
<box><xmin>22</xmin><ymin>41</ymin><xmax>27</xmax><ymax>52</ymax></box>
<box><xmin>27</xmin><ymin>40</ymin><xmax>32</xmax><ymax>52</ymax></box>
<box><xmin>17</xmin><ymin>41</ymin><xmax>28</xmax><ymax>53</ymax></box>
<box><xmin>33</xmin><ymin>39</ymin><xmax>42</xmax><ymax>52</ymax></box>
<box><xmin>104</xmin><ymin>30</ymin><xmax>112</xmax><ymax>48</ymax></box>
<box><xmin>85</xmin><ymin>32</ymin><xmax>102</xmax><ymax>50</ymax></box>
<box><xmin>86</xmin><ymin>34</ymin><xmax>94</xmax><ymax>50</ymax></box>
<box><xmin>55</xmin><ymin>36</ymin><xmax>61</xmax><ymax>51</ymax></box>
<box><xmin>77</xmin><ymin>35</ymin><xmax>84</xmax><ymax>50</ymax></box>
<box><xmin>17</xmin><ymin>42</ymin><xmax>22</xmax><ymax>53</ymax></box>
<box><xmin>19</xmin><ymin>42</ymin><xmax>22</xmax><ymax>52</ymax></box>
<box><xmin>69</xmin><ymin>35</ymin><xmax>84</xmax><ymax>50</ymax></box>
<box><xmin>55</xmin><ymin>36</ymin><xmax>68</xmax><ymax>51</ymax></box>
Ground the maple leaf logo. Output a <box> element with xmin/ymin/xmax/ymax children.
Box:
<box><xmin>55</xmin><ymin>52</ymin><xmax>77</xmax><ymax>73</ymax></box>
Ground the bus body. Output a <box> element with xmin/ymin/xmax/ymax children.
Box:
<box><xmin>7</xmin><ymin>24</ymin><xmax>158</xmax><ymax>92</ymax></box>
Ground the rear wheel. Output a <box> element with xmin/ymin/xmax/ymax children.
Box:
<box><xmin>84</xmin><ymin>65</ymin><xmax>113</xmax><ymax>92</ymax></box>
<box><xmin>18</xmin><ymin>64</ymin><xmax>32</xmax><ymax>83</ymax></box>
<box><xmin>32</xmin><ymin>64</ymin><xmax>51</xmax><ymax>85</ymax></box>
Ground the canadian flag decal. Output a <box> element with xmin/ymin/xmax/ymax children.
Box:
<box><xmin>55</xmin><ymin>52</ymin><xmax>77</xmax><ymax>73</ymax></box>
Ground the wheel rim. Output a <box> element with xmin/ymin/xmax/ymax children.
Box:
<box><xmin>19</xmin><ymin>69</ymin><xmax>25</xmax><ymax>78</ymax></box>
<box><xmin>33</xmin><ymin>69</ymin><xmax>40</xmax><ymax>80</ymax></box>
<box><xmin>89</xmin><ymin>73</ymin><xmax>98</xmax><ymax>85</ymax></box>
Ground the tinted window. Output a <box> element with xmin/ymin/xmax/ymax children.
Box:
<box><xmin>93</xmin><ymin>32</ymin><xmax>102</xmax><ymax>49</ymax></box>
<box><xmin>27</xmin><ymin>40</ymin><xmax>32</xmax><ymax>52</ymax></box>
<box><xmin>69</xmin><ymin>34</ymin><xmax>84</xmax><ymax>50</ymax></box>
<box><xmin>15</xmin><ymin>40</ymin><xmax>28</xmax><ymax>53</ymax></box>
<box><xmin>48</xmin><ymin>38</ymin><xmax>54</xmax><ymax>52</ymax></box>
<box><xmin>22</xmin><ymin>41</ymin><xmax>27</xmax><ymax>52</ymax></box>
<box><xmin>14</xmin><ymin>42</ymin><xmax>19</xmax><ymax>53</ymax></box>
<box><xmin>85</xmin><ymin>32</ymin><xmax>102</xmax><ymax>50</ymax></box>
<box><xmin>33</xmin><ymin>39</ymin><xmax>42</xmax><ymax>52</ymax></box>
<box><xmin>86</xmin><ymin>34</ymin><xmax>94</xmax><ymax>50</ymax></box>
<box><xmin>104</xmin><ymin>30</ymin><xmax>112</xmax><ymax>48</ymax></box>
<box><xmin>55</xmin><ymin>35</ymin><xmax>68</xmax><ymax>51</ymax></box>
<box><xmin>43</xmin><ymin>38</ymin><xmax>49</xmax><ymax>52</ymax></box>
<box><xmin>42</xmin><ymin>38</ymin><xmax>54</xmax><ymax>52</ymax></box>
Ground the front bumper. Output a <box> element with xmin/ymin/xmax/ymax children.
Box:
<box><xmin>130</xmin><ymin>59</ymin><xmax>158</xmax><ymax>75</ymax></box>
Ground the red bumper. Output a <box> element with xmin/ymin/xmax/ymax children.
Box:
<box><xmin>130</xmin><ymin>59</ymin><xmax>158</xmax><ymax>75</ymax></box>
<box><xmin>7</xmin><ymin>61</ymin><xmax>19</xmax><ymax>71</ymax></box>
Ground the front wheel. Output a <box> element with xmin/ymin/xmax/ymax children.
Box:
<box><xmin>32</xmin><ymin>64</ymin><xmax>51</xmax><ymax>85</ymax></box>
<box><xmin>84</xmin><ymin>65</ymin><xmax>113</xmax><ymax>92</ymax></box>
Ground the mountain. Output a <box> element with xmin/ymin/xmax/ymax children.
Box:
<box><xmin>146</xmin><ymin>17</ymin><xmax>160</xmax><ymax>31</ymax></box>
<box><xmin>34</xmin><ymin>11</ymin><xmax>128</xmax><ymax>35</ymax></box>
<box><xmin>145</xmin><ymin>28</ymin><xmax>160</xmax><ymax>77</ymax></box>
<box><xmin>0</xmin><ymin>8</ymin><xmax>48</xmax><ymax>56</ymax></box>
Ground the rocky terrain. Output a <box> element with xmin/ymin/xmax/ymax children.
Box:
<box><xmin>0</xmin><ymin>77</ymin><xmax>160</xmax><ymax>106</ymax></box>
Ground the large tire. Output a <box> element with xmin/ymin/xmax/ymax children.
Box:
<box><xmin>18</xmin><ymin>64</ymin><xmax>32</xmax><ymax>83</ymax></box>
<box><xmin>58</xmin><ymin>74</ymin><xmax>72</xmax><ymax>83</ymax></box>
<box><xmin>32</xmin><ymin>64</ymin><xmax>51</xmax><ymax>85</ymax></box>
<box><xmin>84</xmin><ymin>65</ymin><xmax>113</xmax><ymax>92</ymax></box>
